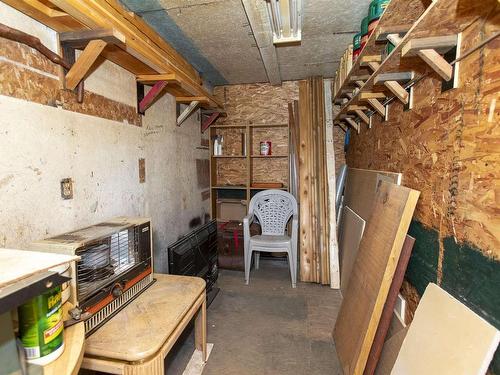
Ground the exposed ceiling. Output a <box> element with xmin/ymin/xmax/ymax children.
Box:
<box><xmin>120</xmin><ymin>0</ymin><xmax>372</xmax><ymax>87</ymax></box>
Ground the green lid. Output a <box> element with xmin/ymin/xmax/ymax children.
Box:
<box><xmin>386</xmin><ymin>41</ymin><xmax>395</xmax><ymax>55</ymax></box>
<box><xmin>353</xmin><ymin>33</ymin><xmax>362</xmax><ymax>49</ymax></box>
<box><xmin>369</xmin><ymin>0</ymin><xmax>391</xmax><ymax>22</ymax></box>
<box><xmin>361</xmin><ymin>16</ymin><xmax>369</xmax><ymax>35</ymax></box>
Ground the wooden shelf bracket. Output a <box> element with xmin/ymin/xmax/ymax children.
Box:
<box><xmin>177</xmin><ymin>100</ymin><xmax>200</xmax><ymax>126</ymax></box>
<box><xmin>138</xmin><ymin>80</ymin><xmax>168</xmax><ymax>113</ymax></box>
<box><xmin>366</xmin><ymin>98</ymin><xmax>386</xmax><ymax>117</ymax></box>
<box><xmin>65</xmin><ymin>39</ymin><xmax>107</xmax><ymax>90</ymax></box>
<box><xmin>345</xmin><ymin>118</ymin><xmax>360</xmax><ymax>134</ymax></box>
<box><xmin>401</xmin><ymin>35</ymin><xmax>458</xmax><ymax>81</ymax></box>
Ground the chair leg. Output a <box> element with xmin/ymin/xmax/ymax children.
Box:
<box><xmin>287</xmin><ymin>249</ymin><xmax>296</xmax><ymax>288</ymax></box>
<box><xmin>244</xmin><ymin>246</ymin><xmax>252</xmax><ymax>285</ymax></box>
<box><xmin>291</xmin><ymin>245</ymin><xmax>297</xmax><ymax>288</ymax></box>
<box><xmin>254</xmin><ymin>251</ymin><xmax>260</xmax><ymax>270</ymax></box>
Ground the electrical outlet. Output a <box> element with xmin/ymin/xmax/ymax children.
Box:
<box><xmin>60</xmin><ymin>178</ymin><xmax>73</xmax><ymax>199</ymax></box>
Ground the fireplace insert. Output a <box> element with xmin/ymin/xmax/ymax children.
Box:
<box><xmin>167</xmin><ymin>220</ymin><xmax>218</xmax><ymax>293</ymax></box>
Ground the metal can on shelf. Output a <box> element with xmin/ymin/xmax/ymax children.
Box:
<box><xmin>259</xmin><ymin>141</ymin><xmax>272</xmax><ymax>155</ymax></box>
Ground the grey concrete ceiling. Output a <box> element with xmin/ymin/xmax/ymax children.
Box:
<box><xmin>120</xmin><ymin>0</ymin><xmax>372</xmax><ymax>86</ymax></box>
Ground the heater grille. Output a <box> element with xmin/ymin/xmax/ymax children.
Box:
<box><xmin>76</xmin><ymin>228</ymin><xmax>137</xmax><ymax>301</ymax></box>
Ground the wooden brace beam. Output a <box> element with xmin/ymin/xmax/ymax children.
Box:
<box><xmin>360</xmin><ymin>55</ymin><xmax>382</xmax><ymax>71</ymax></box>
<box><xmin>354</xmin><ymin>109</ymin><xmax>370</xmax><ymax>125</ymax></box>
<box><xmin>401</xmin><ymin>35</ymin><xmax>457</xmax><ymax>81</ymax></box>
<box><xmin>201</xmin><ymin>112</ymin><xmax>220</xmax><ymax>133</ymax></box>
<box><xmin>366</xmin><ymin>98</ymin><xmax>386</xmax><ymax>117</ymax></box>
<box><xmin>384</xmin><ymin>81</ymin><xmax>409</xmax><ymax>104</ymax></box>
<box><xmin>345</xmin><ymin>118</ymin><xmax>360</xmax><ymax>134</ymax></box>
<box><xmin>177</xmin><ymin>101</ymin><xmax>200</xmax><ymax>126</ymax></box>
<box><xmin>65</xmin><ymin>39</ymin><xmax>107</xmax><ymax>90</ymax></box>
<box><xmin>138</xmin><ymin>81</ymin><xmax>168</xmax><ymax>113</ymax></box>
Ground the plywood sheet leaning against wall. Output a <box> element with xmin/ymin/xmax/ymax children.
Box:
<box><xmin>338</xmin><ymin>206</ymin><xmax>365</xmax><ymax>296</ymax></box>
<box><xmin>392</xmin><ymin>283</ymin><xmax>500</xmax><ymax>375</ymax></box>
<box><xmin>343</xmin><ymin>168</ymin><xmax>402</xmax><ymax>222</ymax></box>
<box><xmin>298</xmin><ymin>77</ymin><xmax>330</xmax><ymax>284</ymax></box>
<box><xmin>333</xmin><ymin>180</ymin><xmax>420</xmax><ymax>375</ymax></box>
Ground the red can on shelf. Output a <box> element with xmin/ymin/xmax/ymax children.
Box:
<box><xmin>260</xmin><ymin>141</ymin><xmax>272</xmax><ymax>155</ymax></box>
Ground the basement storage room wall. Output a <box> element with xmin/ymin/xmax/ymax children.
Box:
<box><xmin>0</xmin><ymin>2</ymin><xmax>210</xmax><ymax>273</ymax></box>
<box><xmin>345</xmin><ymin>5</ymin><xmax>500</xmax><ymax>372</ymax></box>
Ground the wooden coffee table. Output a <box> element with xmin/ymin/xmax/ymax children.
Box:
<box><xmin>81</xmin><ymin>274</ymin><xmax>207</xmax><ymax>375</ymax></box>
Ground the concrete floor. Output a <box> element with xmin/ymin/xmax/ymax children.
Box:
<box><xmin>165</xmin><ymin>258</ymin><xmax>343</xmax><ymax>375</ymax></box>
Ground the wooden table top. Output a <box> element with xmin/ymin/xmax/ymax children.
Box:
<box><xmin>84</xmin><ymin>274</ymin><xmax>206</xmax><ymax>362</ymax></box>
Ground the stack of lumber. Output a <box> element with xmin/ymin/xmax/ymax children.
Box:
<box><xmin>333</xmin><ymin>45</ymin><xmax>354</xmax><ymax>98</ymax></box>
<box><xmin>298</xmin><ymin>77</ymin><xmax>330</xmax><ymax>284</ymax></box>
<box><xmin>333</xmin><ymin>168</ymin><xmax>420</xmax><ymax>374</ymax></box>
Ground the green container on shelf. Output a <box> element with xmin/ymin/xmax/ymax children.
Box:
<box><xmin>360</xmin><ymin>16</ymin><xmax>369</xmax><ymax>49</ymax></box>
<box><xmin>386</xmin><ymin>41</ymin><xmax>395</xmax><ymax>55</ymax></box>
<box><xmin>18</xmin><ymin>286</ymin><xmax>65</xmax><ymax>366</ymax></box>
<box><xmin>353</xmin><ymin>32</ymin><xmax>362</xmax><ymax>60</ymax></box>
<box><xmin>368</xmin><ymin>0</ymin><xmax>391</xmax><ymax>33</ymax></box>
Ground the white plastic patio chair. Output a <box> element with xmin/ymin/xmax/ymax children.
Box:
<box><xmin>243</xmin><ymin>189</ymin><xmax>299</xmax><ymax>288</ymax></box>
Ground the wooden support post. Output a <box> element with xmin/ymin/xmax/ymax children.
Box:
<box><xmin>366</xmin><ymin>98</ymin><xmax>386</xmax><ymax>117</ymax></box>
<box><xmin>345</xmin><ymin>118</ymin><xmax>360</xmax><ymax>134</ymax></box>
<box><xmin>65</xmin><ymin>39</ymin><xmax>107</xmax><ymax>90</ymax></box>
<box><xmin>138</xmin><ymin>81</ymin><xmax>168</xmax><ymax>113</ymax></box>
<box><xmin>384</xmin><ymin>81</ymin><xmax>409</xmax><ymax>104</ymax></box>
<box><xmin>177</xmin><ymin>101</ymin><xmax>200</xmax><ymax>126</ymax></box>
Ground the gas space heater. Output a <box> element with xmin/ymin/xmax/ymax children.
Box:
<box><xmin>30</xmin><ymin>217</ymin><xmax>154</xmax><ymax>335</ymax></box>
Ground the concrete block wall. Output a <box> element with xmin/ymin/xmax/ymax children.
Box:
<box><xmin>0</xmin><ymin>2</ymin><xmax>210</xmax><ymax>273</ymax></box>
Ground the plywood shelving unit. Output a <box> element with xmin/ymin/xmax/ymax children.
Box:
<box><xmin>332</xmin><ymin>0</ymin><xmax>487</xmax><ymax>133</ymax></box>
<box><xmin>209</xmin><ymin>124</ymin><xmax>289</xmax><ymax>221</ymax></box>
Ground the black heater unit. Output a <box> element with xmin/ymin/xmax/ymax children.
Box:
<box><xmin>168</xmin><ymin>220</ymin><xmax>218</xmax><ymax>295</ymax></box>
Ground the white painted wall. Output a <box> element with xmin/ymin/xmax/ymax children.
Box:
<box><xmin>0</xmin><ymin>4</ymin><xmax>210</xmax><ymax>273</ymax></box>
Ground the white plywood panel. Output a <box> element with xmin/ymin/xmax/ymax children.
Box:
<box><xmin>0</xmin><ymin>248</ymin><xmax>78</xmax><ymax>287</ymax></box>
<box><xmin>392</xmin><ymin>283</ymin><xmax>500</xmax><ymax>375</ymax></box>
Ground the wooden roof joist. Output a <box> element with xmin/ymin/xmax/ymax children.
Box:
<box><xmin>4</xmin><ymin>0</ymin><xmax>222</xmax><ymax>109</ymax></box>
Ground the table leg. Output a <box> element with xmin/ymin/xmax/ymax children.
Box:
<box><xmin>194</xmin><ymin>296</ymin><xmax>207</xmax><ymax>362</ymax></box>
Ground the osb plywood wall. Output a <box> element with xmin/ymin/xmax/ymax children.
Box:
<box><xmin>213</xmin><ymin>82</ymin><xmax>346</xmax><ymax>173</ymax></box>
<box><xmin>214</xmin><ymin>82</ymin><xmax>299</xmax><ymax>125</ymax></box>
<box><xmin>346</xmin><ymin>10</ymin><xmax>499</xmax><ymax>372</ymax></box>
<box><xmin>0</xmin><ymin>37</ymin><xmax>141</xmax><ymax>126</ymax></box>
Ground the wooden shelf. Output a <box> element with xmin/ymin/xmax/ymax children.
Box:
<box><xmin>333</xmin><ymin>0</ymin><xmax>476</xmax><ymax>128</ymax></box>
<box><xmin>250</xmin><ymin>188</ymin><xmax>287</xmax><ymax>190</ymax></box>
<box><xmin>211</xmin><ymin>186</ymin><xmax>247</xmax><ymax>190</ymax></box>
<box><xmin>251</xmin><ymin>155</ymin><xmax>288</xmax><ymax>158</ymax></box>
<box><xmin>331</xmin><ymin>0</ymin><xmax>423</xmax><ymax>104</ymax></box>
<box><xmin>212</xmin><ymin>155</ymin><xmax>246</xmax><ymax>158</ymax></box>
<box><xmin>250</xmin><ymin>123</ymin><xmax>288</xmax><ymax>128</ymax></box>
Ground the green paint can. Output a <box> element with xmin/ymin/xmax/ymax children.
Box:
<box><xmin>353</xmin><ymin>32</ymin><xmax>362</xmax><ymax>60</ymax></box>
<box><xmin>360</xmin><ymin>16</ymin><xmax>369</xmax><ymax>50</ymax></box>
<box><xmin>18</xmin><ymin>286</ymin><xmax>65</xmax><ymax>365</ymax></box>
<box><xmin>368</xmin><ymin>0</ymin><xmax>391</xmax><ymax>33</ymax></box>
